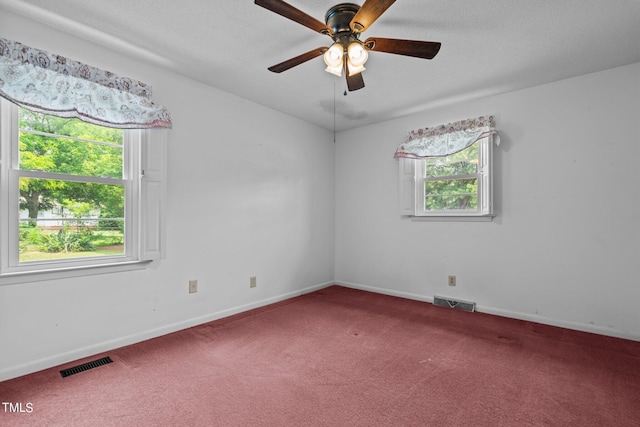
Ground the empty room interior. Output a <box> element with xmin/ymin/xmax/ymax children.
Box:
<box><xmin>1</xmin><ymin>0</ymin><xmax>639</xmax><ymax>425</ymax></box>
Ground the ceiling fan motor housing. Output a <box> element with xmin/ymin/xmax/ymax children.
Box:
<box><xmin>325</xmin><ymin>3</ymin><xmax>362</xmax><ymax>46</ymax></box>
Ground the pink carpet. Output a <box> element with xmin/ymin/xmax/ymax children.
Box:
<box><xmin>1</xmin><ymin>285</ymin><xmax>639</xmax><ymax>426</ymax></box>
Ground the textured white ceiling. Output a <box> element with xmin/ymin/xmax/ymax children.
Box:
<box><xmin>1</xmin><ymin>0</ymin><xmax>639</xmax><ymax>131</ymax></box>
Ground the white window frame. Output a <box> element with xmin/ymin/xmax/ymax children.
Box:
<box><xmin>399</xmin><ymin>136</ymin><xmax>495</xmax><ymax>220</ymax></box>
<box><xmin>0</xmin><ymin>99</ymin><xmax>166</xmax><ymax>284</ymax></box>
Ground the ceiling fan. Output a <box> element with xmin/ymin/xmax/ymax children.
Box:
<box><xmin>255</xmin><ymin>0</ymin><xmax>441</xmax><ymax>91</ymax></box>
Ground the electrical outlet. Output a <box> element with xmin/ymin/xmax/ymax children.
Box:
<box><xmin>448</xmin><ymin>275</ymin><xmax>456</xmax><ymax>287</ymax></box>
<box><xmin>250</xmin><ymin>276</ymin><xmax>257</xmax><ymax>288</ymax></box>
<box><xmin>189</xmin><ymin>279</ymin><xmax>198</xmax><ymax>293</ymax></box>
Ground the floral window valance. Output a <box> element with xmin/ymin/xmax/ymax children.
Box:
<box><xmin>0</xmin><ymin>37</ymin><xmax>171</xmax><ymax>129</ymax></box>
<box><xmin>394</xmin><ymin>115</ymin><xmax>497</xmax><ymax>159</ymax></box>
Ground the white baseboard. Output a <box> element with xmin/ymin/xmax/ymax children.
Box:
<box><xmin>336</xmin><ymin>280</ymin><xmax>434</xmax><ymax>304</ymax></box>
<box><xmin>475</xmin><ymin>305</ymin><xmax>640</xmax><ymax>342</ymax></box>
<box><xmin>0</xmin><ymin>281</ymin><xmax>334</xmax><ymax>382</ymax></box>
<box><xmin>334</xmin><ymin>280</ymin><xmax>640</xmax><ymax>342</ymax></box>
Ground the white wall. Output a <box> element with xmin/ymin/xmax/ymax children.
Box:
<box><xmin>335</xmin><ymin>62</ymin><xmax>640</xmax><ymax>340</ymax></box>
<box><xmin>0</xmin><ymin>11</ymin><xmax>335</xmax><ymax>381</ymax></box>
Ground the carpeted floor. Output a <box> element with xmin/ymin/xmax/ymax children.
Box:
<box><xmin>1</xmin><ymin>285</ymin><xmax>639</xmax><ymax>426</ymax></box>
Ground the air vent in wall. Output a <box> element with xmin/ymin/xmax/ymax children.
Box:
<box><xmin>60</xmin><ymin>356</ymin><xmax>113</xmax><ymax>378</ymax></box>
<box><xmin>433</xmin><ymin>296</ymin><xmax>476</xmax><ymax>312</ymax></box>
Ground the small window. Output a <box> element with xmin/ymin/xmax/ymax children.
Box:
<box><xmin>399</xmin><ymin>136</ymin><xmax>494</xmax><ymax>219</ymax></box>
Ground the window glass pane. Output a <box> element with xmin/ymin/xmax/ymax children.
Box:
<box><xmin>424</xmin><ymin>178</ymin><xmax>478</xmax><ymax>211</ymax></box>
<box><xmin>19</xmin><ymin>178</ymin><xmax>125</xmax><ymax>262</ymax></box>
<box><xmin>425</xmin><ymin>143</ymin><xmax>478</xmax><ymax>178</ymax></box>
<box><xmin>19</xmin><ymin>109</ymin><xmax>123</xmax><ymax>178</ymax></box>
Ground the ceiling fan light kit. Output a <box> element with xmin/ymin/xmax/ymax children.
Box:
<box><xmin>346</xmin><ymin>41</ymin><xmax>368</xmax><ymax>75</ymax></box>
<box><xmin>255</xmin><ymin>0</ymin><xmax>441</xmax><ymax>91</ymax></box>
<box><xmin>323</xmin><ymin>40</ymin><xmax>367</xmax><ymax>77</ymax></box>
<box><xmin>324</xmin><ymin>43</ymin><xmax>344</xmax><ymax>76</ymax></box>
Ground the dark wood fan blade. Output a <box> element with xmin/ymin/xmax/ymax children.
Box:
<box><xmin>267</xmin><ymin>47</ymin><xmax>328</xmax><ymax>73</ymax></box>
<box><xmin>346</xmin><ymin>71</ymin><xmax>365</xmax><ymax>91</ymax></box>
<box><xmin>255</xmin><ymin>0</ymin><xmax>333</xmax><ymax>36</ymax></box>
<box><xmin>364</xmin><ymin>37</ymin><xmax>441</xmax><ymax>59</ymax></box>
<box><xmin>350</xmin><ymin>0</ymin><xmax>396</xmax><ymax>33</ymax></box>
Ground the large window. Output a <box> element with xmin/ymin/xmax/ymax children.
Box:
<box><xmin>0</xmin><ymin>100</ymin><xmax>166</xmax><ymax>280</ymax></box>
<box><xmin>399</xmin><ymin>136</ymin><xmax>494</xmax><ymax>219</ymax></box>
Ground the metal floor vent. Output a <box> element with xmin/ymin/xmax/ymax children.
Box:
<box><xmin>433</xmin><ymin>296</ymin><xmax>476</xmax><ymax>312</ymax></box>
<box><xmin>60</xmin><ymin>356</ymin><xmax>113</xmax><ymax>378</ymax></box>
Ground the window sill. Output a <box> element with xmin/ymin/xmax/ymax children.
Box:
<box><xmin>407</xmin><ymin>215</ymin><xmax>495</xmax><ymax>222</ymax></box>
<box><xmin>0</xmin><ymin>260</ymin><xmax>152</xmax><ymax>286</ymax></box>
